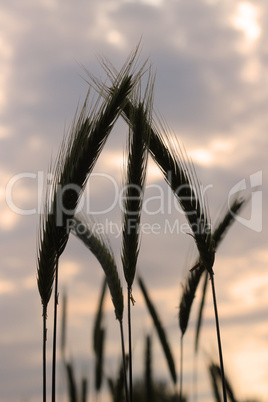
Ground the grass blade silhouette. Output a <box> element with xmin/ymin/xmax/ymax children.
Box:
<box><xmin>65</xmin><ymin>361</ymin><xmax>78</xmax><ymax>402</ymax></box>
<box><xmin>71</xmin><ymin>216</ymin><xmax>128</xmax><ymax>400</ymax></box>
<box><xmin>145</xmin><ymin>334</ymin><xmax>153</xmax><ymax>402</ymax></box>
<box><xmin>81</xmin><ymin>378</ymin><xmax>88</xmax><ymax>402</ymax></box>
<box><xmin>93</xmin><ymin>278</ymin><xmax>107</xmax><ymax>393</ymax></box>
<box><xmin>138</xmin><ymin>276</ymin><xmax>177</xmax><ymax>386</ymax></box>
<box><xmin>209</xmin><ymin>362</ymin><xmax>222</xmax><ymax>402</ymax></box>
<box><xmin>210</xmin><ymin>362</ymin><xmax>238</xmax><ymax>402</ymax></box>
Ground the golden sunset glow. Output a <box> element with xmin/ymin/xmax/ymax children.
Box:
<box><xmin>233</xmin><ymin>3</ymin><xmax>261</xmax><ymax>44</ymax></box>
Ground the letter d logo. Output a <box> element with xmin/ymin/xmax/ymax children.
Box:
<box><xmin>228</xmin><ymin>171</ymin><xmax>262</xmax><ymax>232</ymax></box>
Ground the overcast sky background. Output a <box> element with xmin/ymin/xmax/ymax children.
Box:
<box><xmin>0</xmin><ymin>0</ymin><xmax>267</xmax><ymax>401</ymax></box>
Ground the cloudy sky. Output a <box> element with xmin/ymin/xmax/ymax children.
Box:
<box><xmin>0</xmin><ymin>0</ymin><xmax>267</xmax><ymax>401</ymax></box>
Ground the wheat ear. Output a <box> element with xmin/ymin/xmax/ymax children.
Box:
<box><xmin>88</xmin><ymin>59</ymin><xmax>215</xmax><ymax>276</ymax></box>
<box><xmin>149</xmin><ymin>121</ymin><xmax>215</xmax><ymax>275</ymax></box>
<box><xmin>91</xmin><ymin>69</ymin><xmax>215</xmax><ymax>276</ymax></box>
<box><xmin>179</xmin><ymin>196</ymin><xmax>245</xmax><ymax>337</ymax></box>
<box><xmin>37</xmin><ymin>45</ymin><xmax>143</xmax><ymax>313</ymax></box>
<box><xmin>121</xmin><ymin>71</ymin><xmax>154</xmax><ymax>289</ymax></box>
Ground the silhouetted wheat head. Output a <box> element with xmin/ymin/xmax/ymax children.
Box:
<box><xmin>86</xmin><ymin>48</ymin><xmax>215</xmax><ymax>277</ymax></box>
<box><xmin>121</xmin><ymin>73</ymin><xmax>154</xmax><ymax>289</ymax></box>
<box><xmin>149</xmin><ymin>121</ymin><xmax>215</xmax><ymax>276</ymax></box>
<box><xmin>37</xmin><ymin>48</ymin><xmax>143</xmax><ymax>312</ymax></box>
<box><xmin>179</xmin><ymin>196</ymin><xmax>245</xmax><ymax>336</ymax></box>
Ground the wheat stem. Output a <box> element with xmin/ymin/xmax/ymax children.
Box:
<box><xmin>120</xmin><ymin>315</ymin><xmax>129</xmax><ymax>402</ymax></box>
<box><xmin>42</xmin><ymin>305</ymin><xmax>47</xmax><ymax>402</ymax></box>
<box><xmin>145</xmin><ymin>335</ymin><xmax>153</xmax><ymax>402</ymax></box>
<box><xmin>127</xmin><ymin>287</ymin><xmax>133</xmax><ymax>402</ymax></box>
<box><xmin>210</xmin><ymin>273</ymin><xmax>227</xmax><ymax>402</ymax></box>
<box><xmin>180</xmin><ymin>335</ymin><xmax>183</xmax><ymax>402</ymax></box>
<box><xmin>52</xmin><ymin>256</ymin><xmax>59</xmax><ymax>402</ymax></box>
<box><xmin>60</xmin><ymin>290</ymin><xmax>67</xmax><ymax>358</ymax></box>
<box><xmin>195</xmin><ymin>270</ymin><xmax>209</xmax><ymax>353</ymax></box>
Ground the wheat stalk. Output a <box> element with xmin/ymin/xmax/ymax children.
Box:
<box><xmin>121</xmin><ymin>72</ymin><xmax>154</xmax><ymax>402</ymax></box>
<box><xmin>121</xmin><ymin>72</ymin><xmax>154</xmax><ymax>289</ymax></box>
<box><xmin>37</xmin><ymin>49</ymin><xmax>143</xmax><ymax>402</ymax></box>
<box><xmin>178</xmin><ymin>197</ymin><xmax>245</xmax><ymax>402</ymax></box>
